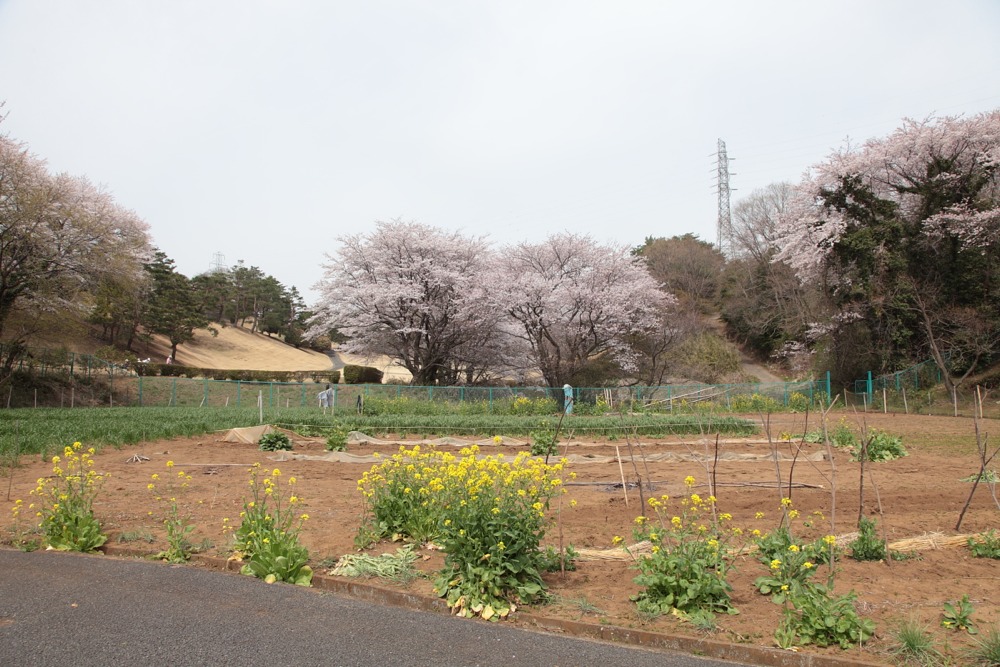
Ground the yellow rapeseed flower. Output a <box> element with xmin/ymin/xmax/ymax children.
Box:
<box><xmin>684</xmin><ymin>475</ymin><xmax>696</xmax><ymax>487</ymax></box>
<box><xmin>166</xmin><ymin>461</ymin><xmax>174</xmax><ymax>468</ymax></box>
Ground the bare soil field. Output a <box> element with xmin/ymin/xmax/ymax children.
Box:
<box><xmin>3</xmin><ymin>411</ymin><xmax>998</xmax><ymax>664</ymax></box>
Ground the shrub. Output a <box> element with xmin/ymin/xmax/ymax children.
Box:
<box><xmin>258</xmin><ymin>431</ymin><xmax>292</xmax><ymax>452</ymax></box>
<box><xmin>853</xmin><ymin>429</ymin><xmax>907</xmax><ymax>462</ymax></box>
<box><xmin>730</xmin><ymin>393</ymin><xmax>781</xmax><ymax>413</ymax></box>
<box><xmin>28</xmin><ymin>441</ymin><xmax>108</xmax><ymax>552</ymax></box>
<box><xmin>325</xmin><ymin>422</ymin><xmax>349</xmax><ymax>452</ymax></box>
<box><xmin>787</xmin><ymin>392</ymin><xmax>809</xmax><ymax>413</ymax></box>
<box><xmin>356</xmin><ymin>445</ymin><xmax>570</xmax><ymax>620</ymax></box>
<box><xmin>530</xmin><ymin>429</ymin><xmax>559</xmax><ymax>457</ymax></box>
<box><xmin>626</xmin><ymin>476</ymin><xmax>740</xmax><ymax>619</ymax></box>
<box><xmin>231</xmin><ymin>463</ymin><xmax>312</xmax><ymax>585</ymax></box>
<box><xmin>968</xmin><ymin>529</ymin><xmax>1000</xmax><ymax>559</ymax></box>
<box><xmin>342</xmin><ymin>364</ymin><xmax>384</xmax><ymax>384</ymax></box>
<box><xmin>147</xmin><ymin>461</ymin><xmax>195</xmax><ymax>563</ymax></box>
<box><xmin>775</xmin><ymin>582</ymin><xmax>876</xmax><ymax>649</ymax></box>
<box><xmin>849</xmin><ymin>516</ymin><xmax>886</xmax><ymax>561</ymax></box>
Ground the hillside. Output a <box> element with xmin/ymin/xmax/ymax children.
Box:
<box><xmin>27</xmin><ymin>320</ymin><xmax>333</xmax><ymax>372</ymax></box>
<box><xmin>159</xmin><ymin>325</ymin><xmax>333</xmax><ymax>371</ymax></box>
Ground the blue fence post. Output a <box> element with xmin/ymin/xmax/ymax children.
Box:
<box><xmin>826</xmin><ymin>371</ymin><xmax>831</xmax><ymax>400</ymax></box>
<box><xmin>867</xmin><ymin>371</ymin><xmax>873</xmax><ymax>402</ymax></box>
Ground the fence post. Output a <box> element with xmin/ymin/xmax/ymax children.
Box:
<box><xmin>203</xmin><ymin>379</ymin><xmax>208</xmax><ymax>407</ymax></box>
<box><xmin>489</xmin><ymin>387</ymin><xmax>493</xmax><ymax>413</ymax></box>
<box><xmin>138</xmin><ymin>377</ymin><xmax>143</xmax><ymax>407</ymax></box>
<box><xmin>866</xmin><ymin>371</ymin><xmax>873</xmax><ymax>403</ymax></box>
<box><xmin>171</xmin><ymin>378</ymin><xmax>177</xmax><ymax>407</ymax></box>
<box><xmin>269</xmin><ymin>383</ymin><xmax>274</xmax><ymax>408</ymax></box>
<box><xmin>237</xmin><ymin>381</ymin><xmax>241</xmax><ymax>407</ymax></box>
<box><xmin>825</xmin><ymin>372</ymin><xmax>831</xmax><ymax>400</ymax></box>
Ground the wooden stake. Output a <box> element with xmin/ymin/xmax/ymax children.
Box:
<box><xmin>902</xmin><ymin>386</ymin><xmax>908</xmax><ymax>414</ymax></box>
<box><xmin>882</xmin><ymin>388</ymin><xmax>887</xmax><ymax>414</ymax></box>
<box><xmin>616</xmin><ymin>446</ymin><xmax>628</xmax><ymax>507</ymax></box>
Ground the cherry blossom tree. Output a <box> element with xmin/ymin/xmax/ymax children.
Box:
<box><xmin>776</xmin><ymin>110</ymin><xmax>1000</xmax><ymax>388</ymax></box>
<box><xmin>498</xmin><ymin>233</ymin><xmax>670</xmax><ymax>388</ymax></box>
<box><xmin>309</xmin><ymin>220</ymin><xmax>503</xmax><ymax>385</ymax></box>
<box><xmin>0</xmin><ymin>130</ymin><xmax>151</xmax><ymax>377</ymax></box>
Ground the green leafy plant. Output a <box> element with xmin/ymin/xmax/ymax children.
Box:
<box><xmin>530</xmin><ymin>429</ymin><xmax>558</xmax><ymax>457</ymax></box>
<box><xmin>787</xmin><ymin>392</ymin><xmax>809</xmax><ymax>413</ymax></box>
<box><xmin>356</xmin><ymin>445</ymin><xmax>441</xmax><ymax>544</ymax></box>
<box><xmin>357</xmin><ymin>444</ymin><xmax>569</xmax><ymax>621</ymax></box>
<box><xmin>755</xmin><ymin>535</ymin><xmax>835</xmax><ymax>603</ymax></box>
<box><xmin>325</xmin><ymin>422</ymin><xmax>349</xmax><ymax>452</ymax></box>
<box><xmin>968</xmin><ymin>530</ymin><xmax>1000</xmax><ymax>559</ymax></box>
<box><xmin>258</xmin><ymin>431</ymin><xmax>292</xmax><ymax>452</ymax></box>
<box><xmin>942</xmin><ymin>594</ymin><xmax>977</xmax><ymax>634</ymax></box>
<box><xmin>539</xmin><ymin>544</ymin><xmax>578</xmax><ymax>572</ymax></box>
<box><xmin>147</xmin><ymin>460</ymin><xmax>196</xmax><ymax>563</ymax></box>
<box><xmin>849</xmin><ymin>516</ymin><xmax>886</xmax><ymax>561</ymax></box>
<box><xmin>831</xmin><ymin>419</ymin><xmax>857</xmax><ymax>449</ymax></box>
<box><xmin>888</xmin><ymin>616</ymin><xmax>942</xmax><ymax>666</ymax></box>
<box><xmin>625</xmin><ymin>476</ymin><xmax>740</xmax><ymax>620</ymax></box>
<box><xmin>775</xmin><ymin>582</ymin><xmax>876</xmax><ymax>649</ymax></box>
<box><xmin>28</xmin><ymin>441</ymin><xmax>108</xmax><ymax>552</ymax></box>
<box><xmin>232</xmin><ymin>463</ymin><xmax>313</xmax><ymax>586</ymax></box>
<box><xmin>432</xmin><ymin>447</ymin><xmax>567</xmax><ymax>621</ymax></box>
<box><xmin>853</xmin><ymin>429</ymin><xmax>907</xmax><ymax>462</ymax></box>
<box><xmin>960</xmin><ymin>470</ymin><xmax>999</xmax><ymax>483</ymax></box>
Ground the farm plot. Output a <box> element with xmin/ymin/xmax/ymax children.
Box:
<box><xmin>2</xmin><ymin>411</ymin><xmax>998</xmax><ymax>664</ymax></box>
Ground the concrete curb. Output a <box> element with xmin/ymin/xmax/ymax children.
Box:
<box><xmin>99</xmin><ymin>545</ymin><xmax>886</xmax><ymax>667</ymax></box>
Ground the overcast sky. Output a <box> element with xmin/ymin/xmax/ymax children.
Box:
<box><xmin>2</xmin><ymin>0</ymin><xmax>998</xmax><ymax>302</ymax></box>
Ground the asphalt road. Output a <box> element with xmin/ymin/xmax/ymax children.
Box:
<box><xmin>0</xmin><ymin>550</ymin><xmax>751</xmax><ymax>667</ymax></box>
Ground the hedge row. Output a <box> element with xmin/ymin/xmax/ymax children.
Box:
<box><xmin>137</xmin><ymin>363</ymin><xmax>340</xmax><ymax>384</ymax></box>
<box><xmin>342</xmin><ymin>364</ymin><xmax>384</xmax><ymax>384</ymax></box>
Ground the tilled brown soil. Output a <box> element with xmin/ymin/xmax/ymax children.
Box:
<box><xmin>3</xmin><ymin>411</ymin><xmax>998</xmax><ymax>665</ymax></box>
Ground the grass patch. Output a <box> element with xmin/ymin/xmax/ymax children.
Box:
<box><xmin>0</xmin><ymin>405</ymin><xmax>758</xmax><ymax>458</ymax></box>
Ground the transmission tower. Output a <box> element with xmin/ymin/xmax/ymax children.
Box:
<box><xmin>210</xmin><ymin>251</ymin><xmax>228</xmax><ymax>274</ymax></box>
<box><xmin>714</xmin><ymin>138</ymin><xmax>735</xmax><ymax>258</ymax></box>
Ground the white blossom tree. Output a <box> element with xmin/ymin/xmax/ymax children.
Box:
<box><xmin>0</xmin><ymin>130</ymin><xmax>151</xmax><ymax>376</ymax></box>
<box><xmin>309</xmin><ymin>220</ymin><xmax>504</xmax><ymax>385</ymax></box>
<box><xmin>775</xmin><ymin>110</ymin><xmax>1000</xmax><ymax>389</ymax></box>
<box><xmin>497</xmin><ymin>233</ymin><xmax>670</xmax><ymax>388</ymax></box>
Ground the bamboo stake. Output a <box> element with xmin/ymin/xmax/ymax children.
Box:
<box><xmin>902</xmin><ymin>386</ymin><xmax>908</xmax><ymax>414</ymax></box>
<box><xmin>882</xmin><ymin>388</ymin><xmax>887</xmax><ymax>414</ymax></box>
